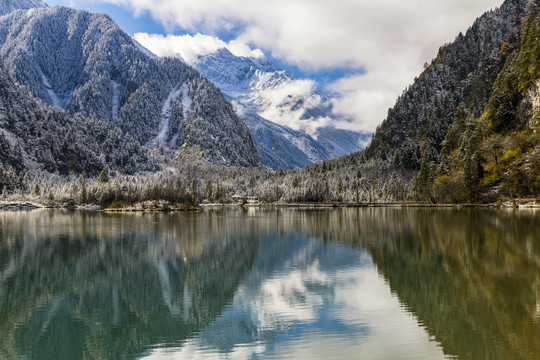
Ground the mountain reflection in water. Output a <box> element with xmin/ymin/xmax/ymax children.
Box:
<box><xmin>0</xmin><ymin>208</ymin><xmax>539</xmax><ymax>359</ymax></box>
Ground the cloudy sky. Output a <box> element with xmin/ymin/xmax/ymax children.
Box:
<box><xmin>48</xmin><ymin>0</ymin><xmax>503</xmax><ymax>132</ymax></box>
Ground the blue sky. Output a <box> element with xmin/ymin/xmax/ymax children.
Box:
<box><xmin>46</xmin><ymin>1</ymin><xmax>167</xmax><ymax>34</ymax></box>
<box><xmin>46</xmin><ymin>0</ymin><xmax>503</xmax><ymax>132</ymax></box>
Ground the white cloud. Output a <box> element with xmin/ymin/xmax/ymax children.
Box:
<box><xmin>104</xmin><ymin>0</ymin><xmax>503</xmax><ymax>132</ymax></box>
<box><xmin>227</xmin><ymin>39</ymin><xmax>265</xmax><ymax>59</ymax></box>
<box><xmin>133</xmin><ymin>33</ymin><xmax>264</xmax><ymax>63</ymax></box>
<box><xmin>133</xmin><ymin>33</ymin><xmax>226</xmax><ymax>63</ymax></box>
<box><xmin>255</xmin><ymin>78</ymin><xmax>323</xmax><ymax>134</ymax></box>
<box><xmin>329</xmin><ymin>71</ymin><xmax>411</xmax><ymax>133</ymax></box>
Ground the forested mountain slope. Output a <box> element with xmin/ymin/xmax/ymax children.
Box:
<box><xmin>0</xmin><ymin>59</ymin><xmax>152</xmax><ymax>176</ymax></box>
<box><xmin>0</xmin><ymin>0</ymin><xmax>46</xmax><ymax>16</ymax></box>
<box><xmin>268</xmin><ymin>0</ymin><xmax>540</xmax><ymax>203</ymax></box>
<box><xmin>355</xmin><ymin>0</ymin><xmax>540</xmax><ymax>201</ymax></box>
<box><xmin>367</xmin><ymin>0</ymin><xmax>527</xmax><ymax>164</ymax></box>
<box><xmin>0</xmin><ymin>6</ymin><xmax>261</xmax><ymax>167</ymax></box>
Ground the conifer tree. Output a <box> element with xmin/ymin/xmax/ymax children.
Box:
<box><xmin>33</xmin><ymin>181</ymin><xmax>40</xmax><ymax>196</ymax></box>
<box><xmin>97</xmin><ymin>168</ymin><xmax>110</xmax><ymax>183</ymax></box>
<box><xmin>204</xmin><ymin>180</ymin><xmax>213</xmax><ymax>201</ymax></box>
<box><xmin>79</xmin><ymin>171</ymin><xmax>88</xmax><ymax>204</ymax></box>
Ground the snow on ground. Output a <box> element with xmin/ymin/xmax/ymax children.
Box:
<box><xmin>93</xmin><ymin>25</ymin><xmax>101</xmax><ymax>45</ymax></box>
<box><xmin>168</xmin><ymin>134</ymin><xmax>179</xmax><ymax>147</ymax></box>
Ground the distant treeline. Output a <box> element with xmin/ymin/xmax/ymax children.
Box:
<box><xmin>1</xmin><ymin>149</ymin><xmax>537</xmax><ymax>208</ymax></box>
<box><xmin>0</xmin><ymin>160</ymin><xmax>412</xmax><ymax>208</ymax></box>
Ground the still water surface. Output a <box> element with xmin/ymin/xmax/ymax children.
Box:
<box><xmin>0</xmin><ymin>208</ymin><xmax>539</xmax><ymax>359</ymax></box>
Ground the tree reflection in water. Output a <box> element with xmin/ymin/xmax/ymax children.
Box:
<box><xmin>0</xmin><ymin>210</ymin><xmax>259</xmax><ymax>359</ymax></box>
<box><xmin>0</xmin><ymin>208</ymin><xmax>539</xmax><ymax>359</ymax></box>
<box><xmin>301</xmin><ymin>208</ymin><xmax>540</xmax><ymax>360</ymax></box>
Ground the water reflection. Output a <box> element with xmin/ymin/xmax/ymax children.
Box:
<box><xmin>0</xmin><ymin>210</ymin><xmax>259</xmax><ymax>359</ymax></box>
<box><xmin>0</xmin><ymin>208</ymin><xmax>539</xmax><ymax>359</ymax></box>
<box><xmin>298</xmin><ymin>208</ymin><xmax>540</xmax><ymax>360</ymax></box>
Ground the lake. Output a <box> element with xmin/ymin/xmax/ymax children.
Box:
<box><xmin>0</xmin><ymin>207</ymin><xmax>539</xmax><ymax>359</ymax></box>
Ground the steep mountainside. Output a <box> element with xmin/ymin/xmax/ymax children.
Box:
<box><xmin>361</xmin><ymin>0</ymin><xmax>540</xmax><ymax>201</ymax></box>
<box><xmin>0</xmin><ymin>0</ymin><xmax>46</xmax><ymax>16</ymax></box>
<box><xmin>241</xmin><ymin>111</ymin><xmax>329</xmax><ymax>169</ymax></box>
<box><xmin>257</xmin><ymin>0</ymin><xmax>539</xmax><ymax>204</ymax></box>
<box><xmin>194</xmin><ymin>48</ymin><xmax>370</xmax><ymax>169</ymax></box>
<box><xmin>0</xmin><ymin>59</ymin><xmax>152</xmax><ymax>175</ymax></box>
<box><xmin>367</xmin><ymin>0</ymin><xmax>528</xmax><ymax>164</ymax></box>
<box><xmin>0</xmin><ymin>6</ymin><xmax>261</xmax><ymax>167</ymax></box>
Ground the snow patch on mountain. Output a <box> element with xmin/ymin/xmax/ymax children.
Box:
<box><xmin>147</xmin><ymin>86</ymin><xmax>183</xmax><ymax>147</ymax></box>
<box><xmin>0</xmin><ymin>0</ymin><xmax>47</xmax><ymax>17</ymax></box>
<box><xmin>40</xmin><ymin>71</ymin><xmax>62</xmax><ymax>107</ymax></box>
<box><xmin>180</xmin><ymin>82</ymin><xmax>191</xmax><ymax>121</ymax></box>
<box><xmin>238</xmin><ymin>106</ymin><xmax>330</xmax><ymax>170</ymax></box>
<box><xmin>131</xmin><ymin>37</ymin><xmax>157</xmax><ymax>59</ymax></box>
<box><xmin>93</xmin><ymin>25</ymin><xmax>101</xmax><ymax>45</ymax></box>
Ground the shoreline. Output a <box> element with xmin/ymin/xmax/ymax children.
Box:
<box><xmin>1</xmin><ymin>200</ymin><xmax>539</xmax><ymax>211</ymax></box>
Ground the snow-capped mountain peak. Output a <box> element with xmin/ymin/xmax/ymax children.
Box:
<box><xmin>193</xmin><ymin>47</ymin><xmax>283</xmax><ymax>95</ymax></box>
<box><xmin>193</xmin><ymin>47</ymin><xmax>370</xmax><ymax>169</ymax></box>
